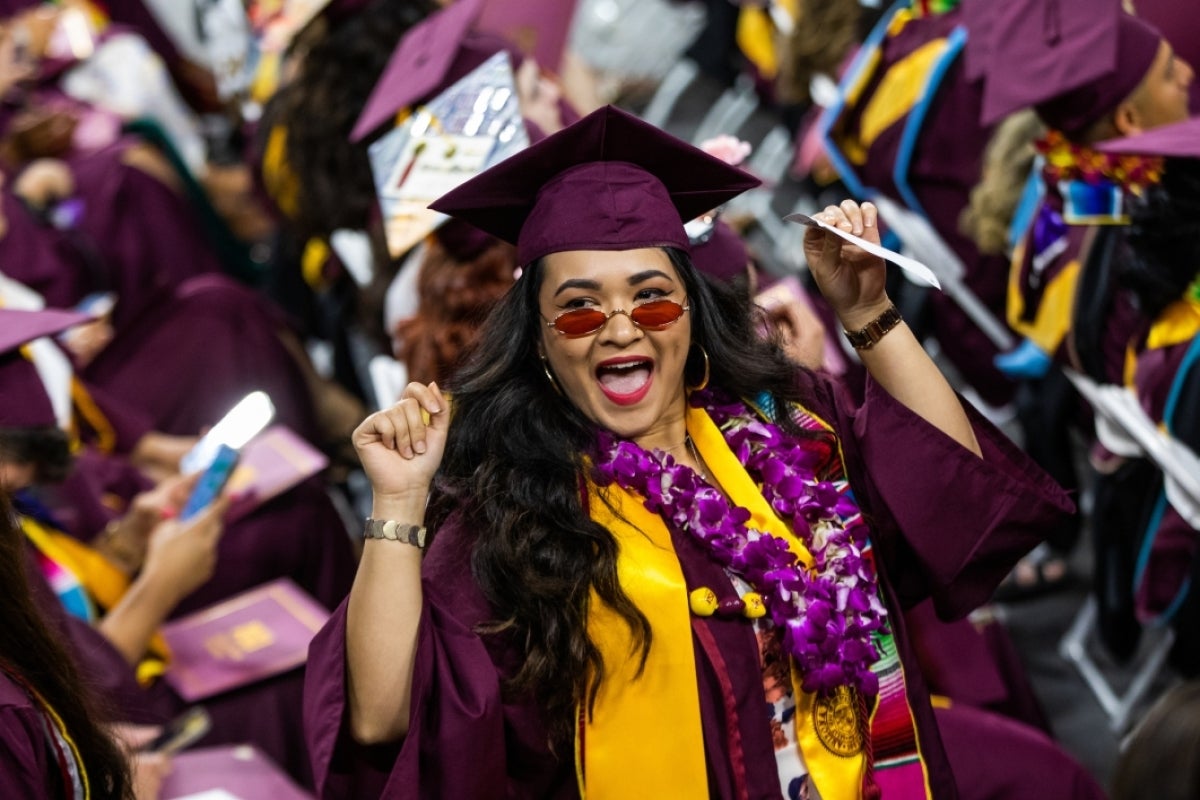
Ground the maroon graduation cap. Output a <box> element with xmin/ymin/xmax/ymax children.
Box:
<box><xmin>1096</xmin><ymin>115</ymin><xmax>1200</xmax><ymax>156</ymax></box>
<box><xmin>0</xmin><ymin>307</ymin><xmax>91</xmax><ymax>428</ymax></box>
<box><xmin>350</xmin><ymin>0</ymin><xmax>505</xmax><ymax>142</ymax></box>
<box><xmin>971</xmin><ymin>0</ymin><xmax>1162</xmax><ymax>136</ymax></box>
<box><xmin>428</xmin><ymin>105</ymin><xmax>761</xmax><ymax>266</ymax></box>
<box><xmin>690</xmin><ymin>219</ymin><xmax>751</xmax><ymax>285</ymax></box>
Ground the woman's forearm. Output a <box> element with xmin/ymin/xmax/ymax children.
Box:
<box><xmin>344</xmin><ymin>490</ymin><xmax>427</xmax><ymax>744</ymax></box>
<box><xmin>844</xmin><ymin>309</ymin><xmax>982</xmax><ymax>457</ymax></box>
<box><xmin>97</xmin><ymin>574</ymin><xmax>177</xmax><ymax>665</ymax></box>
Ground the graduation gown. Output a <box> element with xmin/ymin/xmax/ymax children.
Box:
<box><xmin>304</xmin><ymin>372</ymin><xmax>1078</xmax><ymax>799</ymax></box>
<box><xmin>825</xmin><ymin>7</ymin><xmax>1013</xmax><ymax>406</ymax></box>
<box><xmin>80</xmin><ymin>273</ymin><xmax>321</xmax><ymax>446</ymax></box>
<box><xmin>1124</xmin><ymin>298</ymin><xmax>1200</xmax><ymax>632</ymax></box>
<box><xmin>0</xmin><ymin>671</ymin><xmax>70</xmax><ymax>799</ymax></box>
<box><xmin>0</xmin><ymin>136</ymin><xmax>227</xmax><ymax>329</ymax></box>
<box><xmin>68</xmin><ymin>143</ymin><xmax>227</xmax><ymax>329</ymax></box>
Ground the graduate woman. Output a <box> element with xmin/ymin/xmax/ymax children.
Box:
<box><xmin>305</xmin><ymin>107</ymin><xmax>1078</xmax><ymax>799</ymax></box>
<box><xmin>0</xmin><ymin>488</ymin><xmax>133</xmax><ymax>799</ymax></box>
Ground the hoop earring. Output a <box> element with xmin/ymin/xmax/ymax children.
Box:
<box><xmin>687</xmin><ymin>344</ymin><xmax>710</xmax><ymax>392</ymax></box>
<box><xmin>540</xmin><ymin>356</ymin><xmax>563</xmax><ymax>396</ymax></box>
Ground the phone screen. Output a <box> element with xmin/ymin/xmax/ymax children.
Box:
<box><xmin>179</xmin><ymin>444</ymin><xmax>240</xmax><ymax>521</ymax></box>
<box><xmin>181</xmin><ymin>391</ymin><xmax>275</xmax><ymax>475</ymax></box>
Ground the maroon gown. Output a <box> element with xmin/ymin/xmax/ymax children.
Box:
<box><xmin>80</xmin><ymin>273</ymin><xmax>321</xmax><ymax>447</ymax></box>
<box><xmin>825</xmin><ymin>8</ymin><xmax>1014</xmax><ymax>406</ymax></box>
<box><xmin>302</xmin><ymin>371</ymin><xmax>1096</xmax><ymax>799</ymax></box>
<box><xmin>0</xmin><ymin>144</ymin><xmax>227</xmax><ymax>332</ymax></box>
<box><xmin>0</xmin><ymin>670</ymin><xmax>71</xmax><ymax>798</ymax></box>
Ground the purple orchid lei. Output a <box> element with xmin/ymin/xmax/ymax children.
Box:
<box><xmin>590</xmin><ymin>388</ymin><xmax>888</xmax><ymax>696</ymax></box>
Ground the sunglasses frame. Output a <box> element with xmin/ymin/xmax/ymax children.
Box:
<box><xmin>544</xmin><ymin>298</ymin><xmax>690</xmax><ymax>338</ymax></box>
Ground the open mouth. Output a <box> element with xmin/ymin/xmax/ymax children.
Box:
<box><xmin>595</xmin><ymin>357</ymin><xmax>654</xmax><ymax>405</ymax></box>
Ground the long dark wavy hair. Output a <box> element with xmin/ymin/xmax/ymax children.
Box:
<box><xmin>428</xmin><ymin>247</ymin><xmax>813</xmax><ymax>747</ymax></box>
<box><xmin>265</xmin><ymin>0</ymin><xmax>436</xmax><ymax>240</ymax></box>
<box><xmin>1124</xmin><ymin>157</ymin><xmax>1200</xmax><ymax>320</ymax></box>
<box><xmin>0</xmin><ymin>493</ymin><xmax>132</xmax><ymax>798</ymax></box>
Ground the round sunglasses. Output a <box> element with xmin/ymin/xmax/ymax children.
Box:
<box><xmin>544</xmin><ymin>299</ymin><xmax>690</xmax><ymax>337</ymax></box>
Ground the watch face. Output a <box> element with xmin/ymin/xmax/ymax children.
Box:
<box><xmin>846</xmin><ymin>306</ymin><xmax>901</xmax><ymax>349</ymax></box>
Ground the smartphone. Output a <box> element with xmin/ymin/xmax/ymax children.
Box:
<box><xmin>179</xmin><ymin>444</ymin><xmax>240</xmax><ymax>521</ymax></box>
<box><xmin>180</xmin><ymin>391</ymin><xmax>275</xmax><ymax>475</ymax></box>
<box><xmin>140</xmin><ymin>707</ymin><xmax>212</xmax><ymax>755</ymax></box>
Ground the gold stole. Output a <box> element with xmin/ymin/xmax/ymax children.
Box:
<box><xmin>21</xmin><ymin>516</ymin><xmax>169</xmax><ymax>682</ymax></box>
<box><xmin>582</xmin><ymin>404</ymin><xmax>872</xmax><ymax>798</ymax></box>
<box><xmin>1124</xmin><ymin>296</ymin><xmax>1200</xmax><ymax>387</ymax></box>
<box><xmin>1006</xmin><ymin>239</ymin><xmax>1083</xmax><ymax>355</ymax></box>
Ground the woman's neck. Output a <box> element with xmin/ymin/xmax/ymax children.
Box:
<box><xmin>631</xmin><ymin>402</ymin><xmax>714</xmax><ymax>486</ymax></box>
<box><xmin>631</xmin><ymin>404</ymin><xmax>689</xmax><ymax>454</ymax></box>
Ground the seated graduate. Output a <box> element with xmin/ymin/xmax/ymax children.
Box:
<box><xmin>1095</xmin><ymin>119</ymin><xmax>1200</xmax><ymax>674</ymax></box>
<box><xmin>0</xmin><ymin>488</ymin><xmax>140</xmax><ymax>800</ymax></box>
<box><xmin>0</xmin><ymin>14</ymin><xmax>239</xmax><ymax>327</ymax></box>
<box><xmin>984</xmin><ymin>4</ymin><xmax>1192</xmax><ymax>602</ymax></box>
<box><xmin>389</xmin><ymin>220</ymin><xmax>519</xmax><ymax>388</ymax></box>
<box><xmin>0</xmin><ymin>302</ymin><xmax>356</xmax><ymax>616</ymax></box>
<box><xmin>303</xmin><ymin>106</ymin><xmax>1088</xmax><ymax>799</ymax></box>
<box><xmin>0</xmin><ymin>307</ymin><xmax>343</xmax><ymax>787</ymax></box>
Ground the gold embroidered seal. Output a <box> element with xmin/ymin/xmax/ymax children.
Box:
<box><xmin>813</xmin><ymin>686</ymin><xmax>863</xmax><ymax>757</ymax></box>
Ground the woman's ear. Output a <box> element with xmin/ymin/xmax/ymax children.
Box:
<box><xmin>1112</xmin><ymin>100</ymin><xmax>1145</xmax><ymax>138</ymax></box>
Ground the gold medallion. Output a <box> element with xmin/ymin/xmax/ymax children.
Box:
<box><xmin>813</xmin><ymin>686</ymin><xmax>864</xmax><ymax>757</ymax></box>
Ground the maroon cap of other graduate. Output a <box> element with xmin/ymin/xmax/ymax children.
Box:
<box><xmin>350</xmin><ymin>0</ymin><xmax>499</xmax><ymax>142</ymax></box>
<box><xmin>0</xmin><ymin>307</ymin><xmax>91</xmax><ymax>428</ymax></box>
<box><xmin>428</xmin><ymin>105</ymin><xmax>761</xmax><ymax>266</ymax></box>
<box><xmin>973</xmin><ymin>0</ymin><xmax>1162</xmax><ymax>136</ymax></box>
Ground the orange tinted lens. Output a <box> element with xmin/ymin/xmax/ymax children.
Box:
<box><xmin>630</xmin><ymin>300</ymin><xmax>685</xmax><ymax>329</ymax></box>
<box><xmin>553</xmin><ymin>308</ymin><xmax>608</xmax><ymax>336</ymax></box>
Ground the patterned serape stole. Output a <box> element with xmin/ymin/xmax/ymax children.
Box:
<box><xmin>19</xmin><ymin>513</ymin><xmax>169</xmax><ymax>683</ymax></box>
<box><xmin>758</xmin><ymin>394</ymin><xmax>932</xmax><ymax>800</ymax></box>
<box><xmin>23</xmin><ymin>516</ymin><xmax>101</xmax><ymax>624</ymax></box>
<box><xmin>911</xmin><ymin>0</ymin><xmax>962</xmax><ymax>17</ymax></box>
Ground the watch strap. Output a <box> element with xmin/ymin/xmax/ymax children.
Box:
<box><xmin>364</xmin><ymin>518</ymin><xmax>428</xmax><ymax>548</ymax></box>
<box><xmin>844</xmin><ymin>304</ymin><xmax>903</xmax><ymax>350</ymax></box>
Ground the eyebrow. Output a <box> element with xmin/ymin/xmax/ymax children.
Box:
<box><xmin>552</xmin><ymin>269</ymin><xmax>676</xmax><ymax>297</ymax></box>
<box><xmin>553</xmin><ymin>278</ymin><xmax>602</xmax><ymax>297</ymax></box>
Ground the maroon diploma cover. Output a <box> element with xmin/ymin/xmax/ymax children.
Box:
<box><xmin>225</xmin><ymin>426</ymin><xmax>329</xmax><ymax>523</ymax></box>
<box><xmin>161</xmin><ymin>579</ymin><xmax>330</xmax><ymax>702</ymax></box>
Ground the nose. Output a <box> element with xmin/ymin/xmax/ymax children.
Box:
<box><xmin>597</xmin><ymin>308</ymin><xmax>642</xmax><ymax>344</ymax></box>
<box><xmin>1179</xmin><ymin>57</ymin><xmax>1194</xmax><ymax>88</ymax></box>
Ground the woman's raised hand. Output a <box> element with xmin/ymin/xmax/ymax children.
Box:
<box><xmin>352</xmin><ymin>382</ymin><xmax>450</xmax><ymax>504</ymax></box>
<box><xmin>801</xmin><ymin>199</ymin><xmax>892</xmax><ymax>330</ymax></box>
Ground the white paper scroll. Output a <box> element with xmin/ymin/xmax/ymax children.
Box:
<box><xmin>783</xmin><ymin>212</ymin><xmax>942</xmax><ymax>290</ymax></box>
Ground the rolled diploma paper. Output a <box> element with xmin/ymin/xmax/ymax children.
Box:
<box><xmin>783</xmin><ymin>213</ymin><xmax>943</xmax><ymax>290</ymax></box>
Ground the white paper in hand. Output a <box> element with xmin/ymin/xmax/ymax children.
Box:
<box><xmin>784</xmin><ymin>213</ymin><xmax>942</xmax><ymax>290</ymax></box>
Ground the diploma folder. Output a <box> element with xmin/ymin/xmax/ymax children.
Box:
<box><xmin>161</xmin><ymin>744</ymin><xmax>314</xmax><ymax>800</ymax></box>
<box><xmin>161</xmin><ymin>579</ymin><xmax>330</xmax><ymax>702</ymax></box>
<box><xmin>224</xmin><ymin>425</ymin><xmax>329</xmax><ymax>523</ymax></box>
